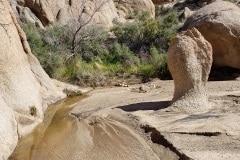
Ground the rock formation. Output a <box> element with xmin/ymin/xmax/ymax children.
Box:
<box><xmin>0</xmin><ymin>1</ymin><xmax>65</xmax><ymax>159</ymax></box>
<box><xmin>9</xmin><ymin>0</ymin><xmax>155</xmax><ymax>28</ymax></box>
<box><xmin>115</xmin><ymin>0</ymin><xmax>155</xmax><ymax>18</ymax></box>
<box><xmin>167</xmin><ymin>28</ymin><xmax>213</xmax><ymax>112</ymax></box>
<box><xmin>182</xmin><ymin>0</ymin><xmax>240</xmax><ymax>69</ymax></box>
<box><xmin>179</xmin><ymin>7</ymin><xmax>194</xmax><ymax>21</ymax></box>
<box><xmin>152</xmin><ymin>0</ymin><xmax>173</xmax><ymax>5</ymax></box>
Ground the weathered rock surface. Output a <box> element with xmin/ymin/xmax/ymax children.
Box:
<box><xmin>9</xmin><ymin>78</ymin><xmax>240</xmax><ymax>160</ymax></box>
<box><xmin>182</xmin><ymin>0</ymin><xmax>240</xmax><ymax>69</ymax></box>
<box><xmin>167</xmin><ymin>28</ymin><xmax>213</xmax><ymax>112</ymax></box>
<box><xmin>179</xmin><ymin>7</ymin><xmax>194</xmax><ymax>21</ymax></box>
<box><xmin>152</xmin><ymin>0</ymin><xmax>173</xmax><ymax>5</ymax></box>
<box><xmin>9</xmin><ymin>0</ymin><xmax>155</xmax><ymax>28</ymax></box>
<box><xmin>11</xmin><ymin>79</ymin><xmax>240</xmax><ymax>160</ymax></box>
<box><xmin>115</xmin><ymin>0</ymin><xmax>155</xmax><ymax>18</ymax></box>
<box><xmin>0</xmin><ymin>97</ymin><xmax>18</xmax><ymax>160</ymax></box>
<box><xmin>0</xmin><ymin>1</ymin><xmax>65</xmax><ymax>159</ymax></box>
<box><xmin>53</xmin><ymin>79</ymin><xmax>92</xmax><ymax>97</ymax></box>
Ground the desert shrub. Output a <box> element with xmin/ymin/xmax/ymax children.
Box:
<box><xmin>110</xmin><ymin>10</ymin><xmax>179</xmax><ymax>80</ymax></box>
<box><xmin>22</xmin><ymin>24</ymin><xmax>70</xmax><ymax>78</ymax></box>
<box><xmin>111</xmin><ymin>21</ymin><xmax>142</xmax><ymax>51</ymax></box>
<box><xmin>62</xmin><ymin>56</ymin><xmax>108</xmax><ymax>86</ymax></box>
<box><xmin>23</xmin><ymin>24</ymin><xmax>109</xmax><ymax>85</ymax></box>
<box><xmin>80</xmin><ymin>40</ymin><xmax>106</xmax><ymax>62</ymax></box>
<box><xmin>140</xmin><ymin>47</ymin><xmax>170</xmax><ymax>81</ymax></box>
<box><xmin>103</xmin><ymin>42</ymin><xmax>140</xmax><ymax>66</ymax></box>
<box><xmin>42</xmin><ymin>26</ymin><xmax>72</xmax><ymax>49</ymax></box>
<box><xmin>70</xmin><ymin>26</ymin><xmax>109</xmax><ymax>59</ymax></box>
<box><xmin>22</xmin><ymin>8</ymin><xmax>180</xmax><ymax>86</ymax></box>
<box><xmin>112</xmin><ymin>9</ymin><xmax>180</xmax><ymax>54</ymax></box>
<box><xmin>22</xmin><ymin>24</ymin><xmax>46</xmax><ymax>56</ymax></box>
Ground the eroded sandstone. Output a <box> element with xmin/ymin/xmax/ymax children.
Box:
<box><xmin>167</xmin><ymin>28</ymin><xmax>213</xmax><ymax>112</ymax></box>
<box><xmin>182</xmin><ymin>0</ymin><xmax>240</xmax><ymax>69</ymax></box>
<box><xmin>0</xmin><ymin>1</ymin><xmax>65</xmax><ymax>158</ymax></box>
<box><xmin>9</xmin><ymin>0</ymin><xmax>155</xmax><ymax>28</ymax></box>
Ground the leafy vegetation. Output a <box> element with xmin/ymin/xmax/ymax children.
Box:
<box><xmin>22</xmin><ymin>8</ymin><xmax>180</xmax><ymax>86</ymax></box>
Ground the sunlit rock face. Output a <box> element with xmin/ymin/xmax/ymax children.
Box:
<box><xmin>168</xmin><ymin>28</ymin><xmax>213</xmax><ymax>113</ymax></box>
<box><xmin>0</xmin><ymin>1</ymin><xmax>65</xmax><ymax>159</ymax></box>
<box><xmin>183</xmin><ymin>0</ymin><xmax>240</xmax><ymax>69</ymax></box>
<box><xmin>9</xmin><ymin>0</ymin><xmax>155</xmax><ymax>28</ymax></box>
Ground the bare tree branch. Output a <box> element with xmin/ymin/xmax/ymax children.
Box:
<box><xmin>0</xmin><ymin>0</ymin><xmax>11</xmax><ymax>36</ymax></box>
<box><xmin>71</xmin><ymin>0</ymin><xmax>109</xmax><ymax>54</ymax></box>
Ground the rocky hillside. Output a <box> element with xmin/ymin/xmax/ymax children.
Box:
<box><xmin>9</xmin><ymin>0</ymin><xmax>155</xmax><ymax>28</ymax></box>
<box><xmin>8</xmin><ymin>0</ymin><xmax>240</xmax><ymax>29</ymax></box>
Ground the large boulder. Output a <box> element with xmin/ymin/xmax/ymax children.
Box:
<box><xmin>0</xmin><ymin>97</ymin><xmax>17</xmax><ymax>160</ymax></box>
<box><xmin>9</xmin><ymin>0</ymin><xmax>155</xmax><ymax>28</ymax></box>
<box><xmin>182</xmin><ymin>0</ymin><xmax>240</xmax><ymax>69</ymax></box>
<box><xmin>167</xmin><ymin>28</ymin><xmax>213</xmax><ymax>113</ymax></box>
<box><xmin>0</xmin><ymin>1</ymin><xmax>65</xmax><ymax>159</ymax></box>
<box><xmin>115</xmin><ymin>0</ymin><xmax>155</xmax><ymax>18</ymax></box>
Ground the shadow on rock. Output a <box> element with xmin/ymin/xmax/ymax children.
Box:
<box><xmin>173</xmin><ymin>113</ymin><xmax>220</xmax><ymax>123</ymax></box>
<box><xmin>209</xmin><ymin>66</ymin><xmax>240</xmax><ymax>81</ymax></box>
<box><xmin>117</xmin><ymin>101</ymin><xmax>170</xmax><ymax>112</ymax></box>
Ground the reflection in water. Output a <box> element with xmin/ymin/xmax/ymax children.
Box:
<box><xmin>10</xmin><ymin>95</ymin><xmax>86</xmax><ymax>160</ymax></box>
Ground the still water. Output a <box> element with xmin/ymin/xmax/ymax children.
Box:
<box><xmin>10</xmin><ymin>95</ymin><xmax>86</xmax><ymax>160</ymax></box>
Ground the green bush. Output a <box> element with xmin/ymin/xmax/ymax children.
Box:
<box><xmin>22</xmin><ymin>8</ymin><xmax>180</xmax><ymax>86</ymax></box>
<box><xmin>140</xmin><ymin>47</ymin><xmax>170</xmax><ymax>81</ymax></box>
<box><xmin>109</xmin><ymin>10</ymin><xmax>179</xmax><ymax>81</ymax></box>
<box><xmin>73</xmin><ymin>27</ymin><xmax>109</xmax><ymax>62</ymax></box>
<box><xmin>22</xmin><ymin>24</ymin><xmax>72</xmax><ymax>78</ymax></box>
<box><xmin>103</xmin><ymin>42</ymin><xmax>139</xmax><ymax>66</ymax></box>
<box><xmin>112</xmin><ymin>9</ymin><xmax>180</xmax><ymax>53</ymax></box>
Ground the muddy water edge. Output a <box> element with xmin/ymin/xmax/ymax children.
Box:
<box><xmin>9</xmin><ymin>95</ymin><xmax>86</xmax><ymax>160</ymax></box>
<box><xmin>9</xmin><ymin>90</ymin><xmax>179</xmax><ymax>160</ymax></box>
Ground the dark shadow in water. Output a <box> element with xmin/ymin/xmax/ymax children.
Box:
<box><xmin>117</xmin><ymin>101</ymin><xmax>171</xmax><ymax>112</ymax></box>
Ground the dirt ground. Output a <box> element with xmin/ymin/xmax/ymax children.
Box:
<box><xmin>11</xmin><ymin>79</ymin><xmax>240</xmax><ymax>160</ymax></box>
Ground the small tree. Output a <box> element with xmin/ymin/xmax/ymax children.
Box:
<box><xmin>70</xmin><ymin>0</ymin><xmax>110</xmax><ymax>55</ymax></box>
